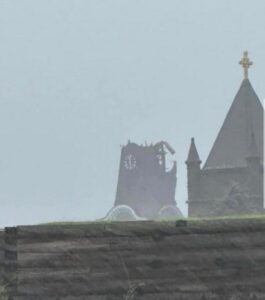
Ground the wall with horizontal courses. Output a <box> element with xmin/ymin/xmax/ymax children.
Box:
<box><xmin>8</xmin><ymin>218</ymin><xmax>265</xmax><ymax>300</ymax></box>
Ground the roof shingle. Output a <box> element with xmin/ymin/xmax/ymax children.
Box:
<box><xmin>204</xmin><ymin>79</ymin><xmax>264</xmax><ymax>169</ymax></box>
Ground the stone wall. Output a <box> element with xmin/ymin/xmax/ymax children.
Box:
<box><xmin>189</xmin><ymin>166</ymin><xmax>264</xmax><ymax>217</ymax></box>
<box><xmin>200</xmin><ymin>168</ymin><xmax>247</xmax><ymax>201</ymax></box>
<box><xmin>4</xmin><ymin>218</ymin><xmax>265</xmax><ymax>300</ymax></box>
<box><xmin>0</xmin><ymin>230</ymin><xmax>4</xmax><ymax>284</ymax></box>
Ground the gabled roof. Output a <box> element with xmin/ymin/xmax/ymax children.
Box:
<box><xmin>204</xmin><ymin>79</ymin><xmax>264</xmax><ymax>169</ymax></box>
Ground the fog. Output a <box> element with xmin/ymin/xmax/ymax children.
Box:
<box><xmin>0</xmin><ymin>0</ymin><xmax>264</xmax><ymax>227</ymax></box>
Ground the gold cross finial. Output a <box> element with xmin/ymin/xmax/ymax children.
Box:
<box><xmin>239</xmin><ymin>51</ymin><xmax>253</xmax><ymax>79</ymax></box>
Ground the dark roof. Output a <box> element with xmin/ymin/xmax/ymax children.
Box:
<box><xmin>186</xmin><ymin>138</ymin><xmax>201</xmax><ymax>164</ymax></box>
<box><xmin>204</xmin><ymin>79</ymin><xmax>264</xmax><ymax>169</ymax></box>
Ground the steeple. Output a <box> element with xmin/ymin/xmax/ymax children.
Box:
<box><xmin>204</xmin><ymin>53</ymin><xmax>263</xmax><ymax>169</ymax></box>
<box><xmin>186</xmin><ymin>138</ymin><xmax>201</xmax><ymax>164</ymax></box>
<box><xmin>188</xmin><ymin>52</ymin><xmax>264</xmax><ymax>218</ymax></box>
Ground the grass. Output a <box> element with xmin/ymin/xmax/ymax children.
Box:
<box><xmin>42</xmin><ymin>219</ymin><xmax>114</xmax><ymax>226</ymax></box>
<box><xmin>41</xmin><ymin>213</ymin><xmax>265</xmax><ymax>226</ymax></box>
<box><xmin>186</xmin><ymin>213</ymin><xmax>265</xmax><ymax>222</ymax></box>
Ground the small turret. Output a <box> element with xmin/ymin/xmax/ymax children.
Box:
<box><xmin>186</xmin><ymin>138</ymin><xmax>202</xmax><ymax>216</ymax></box>
<box><xmin>186</xmin><ymin>137</ymin><xmax>202</xmax><ymax>165</ymax></box>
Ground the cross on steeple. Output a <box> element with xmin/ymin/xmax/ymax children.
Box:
<box><xmin>239</xmin><ymin>51</ymin><xmax>253</xmax><ymax>79</ymax></box>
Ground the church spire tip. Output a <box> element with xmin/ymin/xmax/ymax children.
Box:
<box><xmin>239</xmin><ymin>51</ymin><xmax>253</xmax><ymax>79</ymax></box>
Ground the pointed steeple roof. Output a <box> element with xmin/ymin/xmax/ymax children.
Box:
<box><xmin>186</xmin><ymin>138</ymin><xmax>201</xmax><ymax>164</ymax></box>
<box><xmin>204</xmin><ymin>78</ymin><xmax>264</xmax><ymax>169</ymax></box>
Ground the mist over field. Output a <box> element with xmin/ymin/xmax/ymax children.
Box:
<box><xmin>0</xmin><ymin>0</ymin><xmax>264</xmax><ymax>227</ymax></box>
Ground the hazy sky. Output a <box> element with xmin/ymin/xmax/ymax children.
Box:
<box><xmin>0</xmin><ymin>0</ymin><xmax>264</xmax><ymax>227</ymax></box>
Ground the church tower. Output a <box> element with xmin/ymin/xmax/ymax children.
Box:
<box><xmin>187</xmin><ymin>52</ymin><xmax>264</xmax><ymax>217</ymax></box>
<box><xmin>105</xmin><ymin>141</ymin><xmax>183</xmax><ymax>221</ymax></box>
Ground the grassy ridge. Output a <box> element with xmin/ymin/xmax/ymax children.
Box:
<box><xmin>42</xmin><ymin>213</ymin><xmax>265</xmax><ymax>226</ymax></box>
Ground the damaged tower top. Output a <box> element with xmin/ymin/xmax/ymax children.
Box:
<box><xmin>105</xmin><ymin>140</ymin><xmax>183</xmax><ymax>221</ymax></box>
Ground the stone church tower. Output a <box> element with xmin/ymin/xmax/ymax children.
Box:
<box><xmin>105</xmin><ymin>141</ymin><xmax>183</xmax><ymax>220</ymax></box>
<box><xmin>187</xmin><ymin>52</ymin><xmax>264</xmax><ymax>217</ymax></box>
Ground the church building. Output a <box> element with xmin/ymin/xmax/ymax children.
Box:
<box><xmin>186</xmin><ymin>52</ymin><xmax>264</xmax><ymax>217</ymax></box>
